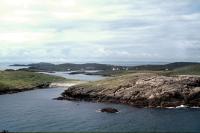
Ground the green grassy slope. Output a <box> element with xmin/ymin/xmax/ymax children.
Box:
<box><xmin>0</xmin><ymin>71</ymin><xmax>67</xmax><ymax>93</ymax></box>
<box><xmin>172</xmin><ymin>64</ymin><xmax>200</xmax><ymax>75</ymax></box>
<box><xmin>73</xmin><ymin>73</ymin><xmax>151</xmax><ymax>90</ymax></box>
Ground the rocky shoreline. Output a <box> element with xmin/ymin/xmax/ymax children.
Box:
<box><xmin>58</xmin><ymin>73</ymin><xmax>200</xmax><ymax>108</ymax></box>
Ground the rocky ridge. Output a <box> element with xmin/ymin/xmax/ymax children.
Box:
<box><xmin>59</xmin><ymin>73</ymin><xmax>200</xmax><ymax>108</ymax></box>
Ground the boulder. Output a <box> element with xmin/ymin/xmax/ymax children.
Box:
<box><xmin>100</xmin><ymin>108</ymin><xmax>119</xmax><ymax>113</ymax></box>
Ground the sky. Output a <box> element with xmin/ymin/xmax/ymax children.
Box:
<box><xmin>0</xmin><ymin>0</ymin><xmax>200</xmax><ymax>63</ymax></box>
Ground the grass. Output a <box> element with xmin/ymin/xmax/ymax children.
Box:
<box><xmin>110</xmin><ymin>64</ymin><xmax>200</xmax><ymax>77</ymax></box>
<box><xmin>0</xmin><ymin>71</ymin><xmax>68</xmax><ymax>92</ymax></box>
<box><xmin>74</xmin><ymin>64</ymin><xmax>200</xmax><ymax>90</ymax></box>
<box><xmin>74</xmin><ymin>73</ymin><xmax>154</xmax><ymax>90</ymax></box>
<box><xmin>172</xmin><ymin>64</ymin><xmax>200</xmax><ymax>75</ymax></box>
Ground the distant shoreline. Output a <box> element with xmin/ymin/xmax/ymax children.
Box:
<box><xmin>8</xmin><ymin>62</ymin><xmax>200</xmax><ymax>77</ymax></box>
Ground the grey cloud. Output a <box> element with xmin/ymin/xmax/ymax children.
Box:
<box><xmin>1</xmin><ymin>0</ymin><xmax>200</xmax><ymax>63</ymax></box>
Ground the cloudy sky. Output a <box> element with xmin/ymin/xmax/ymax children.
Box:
<box><xmin>0</xmin><ymin>0</ymin><xmax>200</xmax><ymax>63</ymax></box>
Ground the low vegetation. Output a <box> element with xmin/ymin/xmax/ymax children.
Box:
<box><xmin>102</xmin><ymin>64</ymin><xmax>200</xmax><ymax>77</ymax></box>
<box><xmin>75</xmin><ymin>73</ymin><xmax>142</xmax><ymax>89</ymax></box>
<box><xmin>0</xmin><ymin>71</ymin><xmax>68</xmax><ymax>94</ymax></box>
<box><xmin>172</xmin><ymin>64</ymin><xmax>200</xmax><ymax>75</ymax></box>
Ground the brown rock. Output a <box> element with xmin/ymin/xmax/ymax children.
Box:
<box><xmin>58</xmin><ymin>73</ymin><xmax>200</xmax><ymax>108</ymax></box>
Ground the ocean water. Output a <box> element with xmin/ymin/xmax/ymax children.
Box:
<box><xmin>0</xmin><ymin>88</ymin><xmax>200</xmax><ymax>132</ymax></box>
<box><xmin>39</xmin><ymin>71</ymin><xmax>107</xmax><ymax>81</ymax></box>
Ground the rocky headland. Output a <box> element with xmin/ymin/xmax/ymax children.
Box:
<box><xmin>59</xmin><ymin>73</ymin><xmax>200</xmax><ymax>108</ymax></box>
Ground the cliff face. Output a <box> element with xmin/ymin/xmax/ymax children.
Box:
<box><xmin>60</xmin><ymin>73</ymin><xmax>200</xmax><ymax>108</ymax></box>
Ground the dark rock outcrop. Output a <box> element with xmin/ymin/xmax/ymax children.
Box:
<box><xmin>59</xmin><ymin>73</ymin><xmax>200</xmax><ymax>108</ymax></box>
<box><xmin>100</xmin><ymin>108</ymin><xmax>119</xmax><ymax>113</ymax></box>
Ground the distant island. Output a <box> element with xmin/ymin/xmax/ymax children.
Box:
<box><xmin>10</xmin><ymin>64</ymin><xmax>29</xmax><ymax>66</ymax></box>
<box><xmin>11</xmin><ymin>62</ymin><xmax>200</xmax><ymax>76</ymax></box>
<box><xmin>13</xmin><ymin>62</ymin><xmax>127</xmax><ymax>72</ymax></box>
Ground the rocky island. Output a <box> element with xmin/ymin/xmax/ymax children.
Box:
<box><xmin>59</xmin><ymin>73</ymin><xmax>200</xmax><ymax>108</ymax></box>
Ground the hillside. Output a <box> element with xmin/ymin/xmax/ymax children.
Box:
<box><xmin>130</xmin><ymin>62</ymin><xmax>200</xmax><ymax>71</ymax></box>
<box><xmin>173</xmin><ymin>64</ymin><xmax>200</xmax><ymax>75</ymax></box>
<box><xmin>0</xmin><ymin>71</ymin><xmax>68</xmax><ymax>94</ymax></box>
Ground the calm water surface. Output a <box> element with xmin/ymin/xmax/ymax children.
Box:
<box><xmin>0</xmin><ymin>88</ymin><xmax>200</xmax><ymax>132</ymax></box>
<box><xmin>40</xmin><ymin>71</ymin><xmax>106</xmax><ymax>81</ymax></box>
